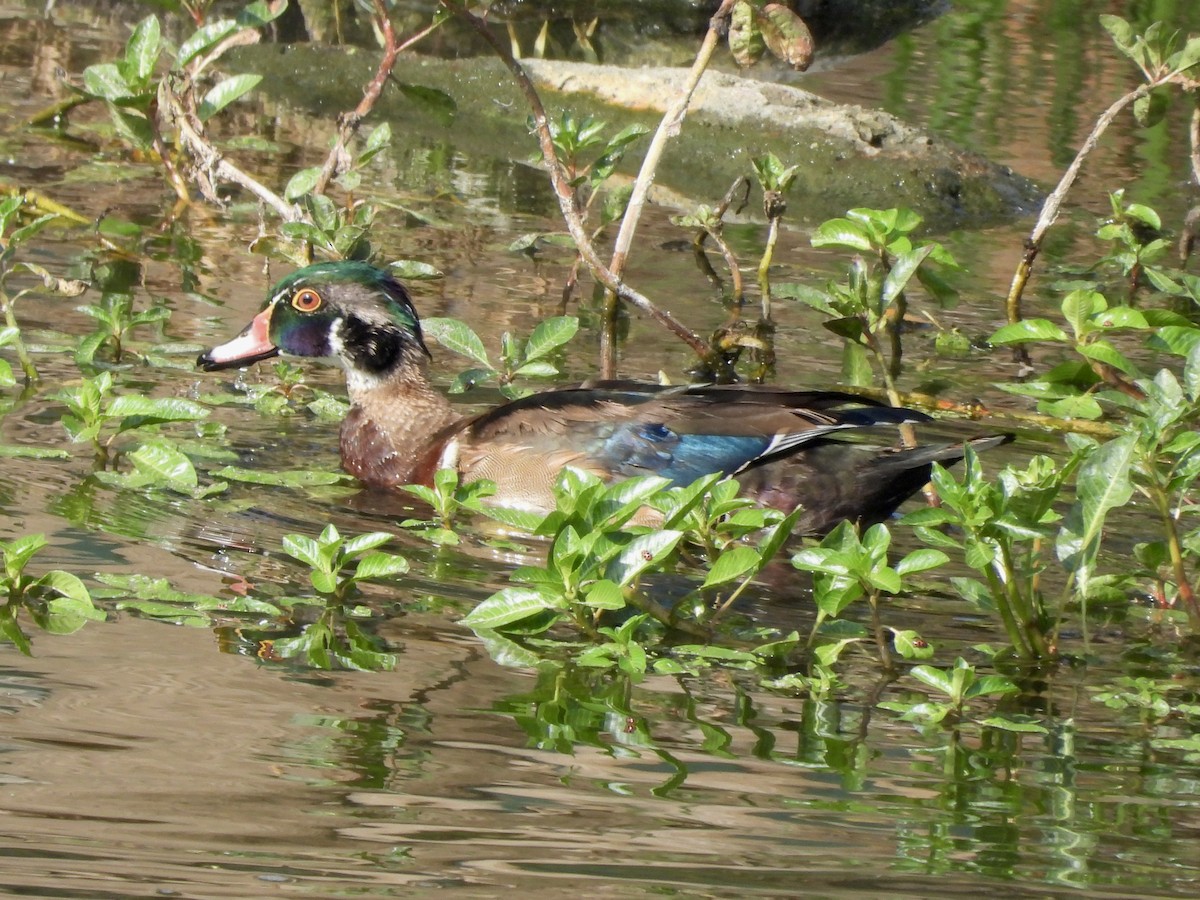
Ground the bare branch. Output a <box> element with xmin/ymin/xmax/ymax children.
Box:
<box><xmin>442</xmin><ymin>1</ymin><xmax>707</xmax><ymax>357</ymax></box>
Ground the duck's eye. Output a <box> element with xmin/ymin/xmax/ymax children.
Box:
<box><xmin>291</xmin><ymin>288</ymin><xmax>323</xmax><ymax>313</ymax></box>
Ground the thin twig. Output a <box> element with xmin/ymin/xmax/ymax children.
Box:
<box><xmin>442</xmin><ymin>1</ymin><xmax>707</xmax><ymax>359</ymax></box>
<box><xmin>608</xmin><ymin>0</ymin><xmax>736</xmax><ymax>280</ymax></box>
<box><xmin>312</xmin><ymin>5</ymin><xmax>441</xmax><ymax>196</ymax></box>
<box><xmin>1004</xmin><ymin>82</ymin><xmax>1155</xmax><ymax>327</ymax></box>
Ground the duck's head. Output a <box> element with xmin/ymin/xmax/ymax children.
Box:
<box><xmin>197</xmin><ymin>261</ymin><xmax>430</xmax><ymax>381</ymax></box>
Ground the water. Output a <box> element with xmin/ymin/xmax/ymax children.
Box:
<box><xmin>2</xmin><ymin>0</ymin><xmax>1200</xmax><ymax>896</ymax></box>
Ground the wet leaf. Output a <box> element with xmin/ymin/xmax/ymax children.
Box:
<box><xmin>123</xmin><ymin>15</ymin><xmax>161</xmax><ymax>85</ymax></box>
<box><xmin>989</xmin><ymin>318</ymin><xmax>1069</xmax><ymax>344</ymax></box>
<box><xmin>396</xmin><ymin>83</ymin><xmax>457</xmax><ymax>126</ymax></box>
<box><xmin>198</xmin><ymin>73</ymin><xmax>262</xmax><ymax>122</ymax></box>
<box><xmin>83</xmin><ymin>63</ymin><xmax>133</xmax><ymax>101</ymax></box>
<box><xmin>703</xmin><ymin>545</ymin><xmax>762</xmax><ymax>589</ymax></box>
<box><xmin>583</xmin><ymin>579</ymin><xmax>625</xmax><ymax>610</ymax></box>
<box><xmin>461</xmin><ymin>586</ymin><xmax>563</xmax><ymax>629</ymax></box>
<box><xmin>353</xmin><ymin>552</ymin><xmax>409</xmax><ymax>580</ymax></box>
<box><xmin>388</xmin><ymin>259</ymin><xmax>442</xmax><ymax>280</ymax></box>
<box><xmin>176</xmin><ymin>20</ymin><xmax>238</xmax><ymax>69</ymax></box>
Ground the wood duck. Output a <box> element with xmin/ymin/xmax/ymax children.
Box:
<box><xmin>197</xmin><ymin>261</ymin><xmax>1006</xmax><ymax>535</ymax></box>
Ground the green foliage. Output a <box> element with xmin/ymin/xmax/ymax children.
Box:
<box><xmin>422</xmin><ymin>314</ymin><xmax>579</xmax><ymax>399</ymax></box>
<box><xmin>281</xmin><ymin>524</ymin><xmax>408</xmax><ymax>603</ymax></box>
<box><xmin>54</xmin><ymin>370</ymin><xmax>209</xmax><ymax>459</ymax></box>
<box><xmin>881</xmin><ymin>657</ymin><xmax>1028</xmax><ymax>729</ymax></box>
<box><xmin>903</xmin><ymin>448</ymin><xmax>1080</xmax><ymax>660</ymax></box>
<box><xmin>75</xmin><ymin>291</ymin><xmax>172</xmax><ymax>364</ymax></box>
<box><xmin>792</xmin><ymin>521</ymin><xmax>943</xmax><ymax>676</ymax></box>
<box><xmin>783</xmin><ymin>207</ymin><xmax>956</xmax><ymax>391</ymax></box>
<box><xmin>0</xmin><ymin>193</ymin><xmax>87</xmax><ymax>383</ymax></box>
<box><xmin>461</xmin><ymin>469</ymin><xmax>799</xmax><ymax>676</ymax></box>
<box><xmin>0</xmin><ymin>534</ymin><xmax>104</xmax><ymax>654</ymax></box>
<box><xmin>400</xmin><ymin>468</ymin><xmax>497</xmax><ymax>545</ymax></box>
<box><xmin>1101</xmin><ymin>15</ymin><xmax>1200</xmax><ymax>82</ymax></box>
<box><xmin>543</xmin><ymin>113</ymin><xmax>648</xmax><ymax>190</ymax></box>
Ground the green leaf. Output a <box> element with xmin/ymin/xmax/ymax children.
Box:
<box><xmin>211</xmin><ymin>466</ymin><xmax>346</xmax><ymax>487</ymax></box>
<box><xmin>126</xmin><ymin>441</ymin><xmax>198</xmax><ymax>491</ymax></box>
<box><xmin>4</xmin><ymin>533</ymin><xmax>48</xmax><ymax>581</ymax></box>
<box><xmin>460</xmin><ymin>586</ymin><xmax>563</xmax><ymax>629</ymax></box>
<box><xmin>583</xmin><ymin>578</ymin><xmax>626</xmax><ymax>610</ymax></box>
<box><xmin>1078</xmin><ymin>340</ymin><xmax>1136</xmax><ymax>374</ymax></box>
<box><xmin>388</xmin><ymin>260</ymin><xmax>443</xmax><ymax>280</ymax></box>
<box><xmin>908</xmin><ymin>664</ymin><xmax>954</xmax><ymax>696</ymax></box>
<box><xmin>282</xmin><ymin>533</ymin><xmax>322</xmax><ymax>569</ymax></box>
<box><xmin>197</xmin><ymin>73</ymin><xmax>262</xmax><ymax>121</ymax></box>
<box><xmin>881</xmin><ymin>245</ymin><xmax>934</xmax><ymax>305</ymax></box>
<box><xmin>284</xmin><ymin>166</ymin><xmax>322</xmax><ymax>201</ymax></box>
<box><xmin>175</xmin><ymin>19</ymin><xmax>238</xmax><ymax>69</ymax></box>
<box><xmin>1061</xmin><ymin>289</ymin><xmax>1104</xmax><ymax>338</ymax></box>
<box><xmin>965</xmin><ymin>675</ymin><xmax>1019</xmax><ymax>699</ymax></box>
<box><xmin>702</xmin><ymin>545</ymin><xmax>762</xmax><ymax>589</ymax></box>
<box><xmin>353</xmin><ymin>552</ymin><xmax>409</xmax><ymax>580</ymax></box>
<box><xmin>1040</xmin><ymin>394</ymin><xmax>1104</xmax><ymax>420</ymax></box>
<box><xmin>422</xmin><ymin>317</ymin><xmax>491</xmax><ymax>368</ymax></box>
<box><xmin>1133</xmin><ymin>89</ymin><xmax>1169</xmax><ymax>127</ymax></box>
<box><xmin>83</xmin><ymin>63</ymin><xmax>132</xmax><ymax>101</ymax></box>
<box><xmin>342</xmin><ymin>531</ymin><xmax>393</xmax><ymax>556</ymax></box>
<box><xmin>1148</xmin><ymin>325</ymin><xmax>1200</xmax><ymax>357</ymax></box>
<box><xmin>606</xmin><ymin>530</ymin><xmax>683</xmax><ymax>587</ymax></box>
<box><xmin>1056</xmin><ymin>434</ymin><xmax>1136</xmax><ymax>599</ymax></box>
<box><xmin>1100</xmin><ymin>15</ymin><xmax>1135</xmax><ymax>50</ymax></box>
<box><xmin>109</xmin><ymin>395</ymin><xmax>210</xmax><ymax>427</ymax></box>
<box><xmin>523</xmin><ymin>316</ymin><xmax>579</xmax><ymax>362</ymax></box>
<box><xmin>895</xmin><ymin>548</ymin><xmax>949</xmax><ymax>577</ymax></box>
<box><xmin>989</xmin><ymin>318</ymin><xmax>1069</xmax><ymax>344</ymax></box>
<box><xmin>980</xmin><ymin>715</ymin><xmax>1048</xmax><ymax>734</ymax></box>
<box><xmin>892</xmin><ymin>629</ymin><xmax>934</xmax><ymax>660</ymax></box>
<box><xmin>124</xmin><ymin>15</ymin><xmax>161</xmax><ymax>84</ymax></box>
<box><xmin>811</xmin><ymin>217</ymin><xmax>873</xmax><ymax>252</ymax></box>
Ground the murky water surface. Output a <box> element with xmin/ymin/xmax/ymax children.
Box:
<box><xmin>2</xmin><ymin>1</ymin><xmax>1200</xmax><ymax>896</ymax></box>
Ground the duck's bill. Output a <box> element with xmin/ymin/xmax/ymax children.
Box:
<box><xmin>196</xmin><ymin>308</ymin><xmax>279</xmax><ymax>371</ymax></box>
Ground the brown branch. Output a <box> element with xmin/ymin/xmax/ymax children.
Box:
<box><xmin>1004</xmin><ymin>83</ymin><xmax>1155</xmax><ymax>327</ymax></box>
<box><xmin>312</xmin><ymin>5</ymin><xmax>441</xmax><ymax>197</ymax></box>
<box><xmin>161</xmin><ymin>75</ymin><xmax>300</xmax><ymax>222</ymax></box>
<box><xmin>442</xmin><ymin>1</ymin><xmax>707</xmax><ymax>358</ymax></box>
<box><xmin>609</xmin><ymin>0</ymin><xmax>737</xmax><ymax>280</ymax></box>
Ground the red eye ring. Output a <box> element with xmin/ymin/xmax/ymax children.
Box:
<box><xmin>291</xmin><ymin>288</ymin><xmax>322</xmax><ymax>312</ymax></box>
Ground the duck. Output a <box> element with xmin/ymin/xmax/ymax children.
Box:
<box><xmin>197</xmin><ymin>261</ymin><xmax>1007</xmax><ymax>535</ymax></box>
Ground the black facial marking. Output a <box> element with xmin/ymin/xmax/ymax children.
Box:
<box><xmin>341</xmin><ymin>315</ymin><xmax>404</xmax><ymax>373</ymax></box>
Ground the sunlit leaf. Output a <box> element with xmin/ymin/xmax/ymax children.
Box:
<box><xmin>175</xmin><ymin>19</ymin><xmax>238</xmax><ymax>69</ymax></box>
<box><xmin>353</xmin><ymin>552</ymin><xmax>409</xmax><ymax>580</ymax></box>
<box><xmin>523</xmin><ymin>316</ymin><xmax>579</xmax><ymax>362</ymax></box>
<box><xmin>423</xmin><ymin>317</ymin><xmax>491</xmax><ymax>367</ymax></box>
<box><xmin>124</xmin><ymin>15</ymin><xmax>161</xmax><ymax>84</ymax></box>
<box><xmin>198</xmin><ymin>73</ymin><xmax>262</xmax><ymax>121</ymax></box>
<box><xmin>989</xmin><ymin>318</ymin><xmax>1069</xmax><ymax>344</ymax></box>
<box><xmin>461</xmin><ymin>585</ymin><xmax>563</xmax><ymax>629</ymax></box>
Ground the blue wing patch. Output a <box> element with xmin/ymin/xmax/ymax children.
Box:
<box><xmin>602</xmin><ymin>422</ymin><xmax>772</xmax><ymax>485</ymax></box>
